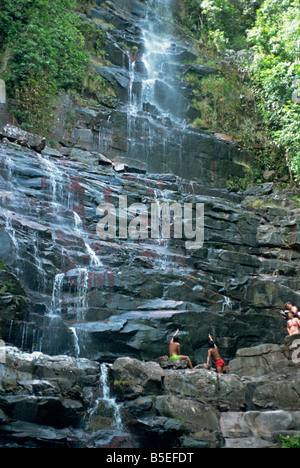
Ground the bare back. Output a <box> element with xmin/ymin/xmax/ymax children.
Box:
<box><xmin>210</xmin><ymin>346</ymin><xmax>221</xmax><ymax>362</ymax></box>
<box><xmin>169</xmin><ymin>342</ymin><xmax>180</xmax><ymax>357</ymax></box>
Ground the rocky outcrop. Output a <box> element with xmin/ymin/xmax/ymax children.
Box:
<box><xmin>0</xmin><ymin>345</ymin><xmax>152</xmax><ymax>448</ymax></box>
<box><xmin>0</xmin><ymin>267</ymin><xmax>30</xmax><ymax>342</ymax></box>
<box><xmin>0</xmin><ymin>335</ymin><xmax>298</xmax><ymax>448</ymax></box>
<box><xmin>0</xmin><ymin>136</ymin><xmax>299</xmax><ymax>365</ymax></box>
<box><xmin>46</xmin><ymin>0</ymin><xmax>250</xmax><ymax>188</ymax></box>
<box><xmin>0</xmin><ymin>346</ymin><xmax>96</xmax><ymax>446</ymax></box>
<box><xmin>0</xmin><ymin>125</ymin><xmax>46</xmax><ymax>153</ymax></box>
<box><xmin>110</xmin><ymin>334</ymin><xmax>300</xmax><ymax>448</ymax></box>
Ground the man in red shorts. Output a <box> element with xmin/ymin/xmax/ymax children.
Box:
<box><xmin>206</xmin><ymin>334</ymin><xmax>225</xmax><ymax>374</ymax></box>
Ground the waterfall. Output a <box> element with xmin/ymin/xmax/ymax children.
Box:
<box><xmin>33</xmin><ymin>232</ymin><xmax>46</xmax><ymax>290</ymax></box>
<box><xmin>49</xmin><ymin>273</ymin><xmax>65</xmax><ymax>318</ymax></box>
<box><xmin>37</xmin><ymin>154</ymin><xmax>66</xmax><ymax>205</ymax></box>
<box><xmin>98</xmin><ymin>115</ymin><xmax>113</xmax><ymax>157</ymax></box>
<box><xmin>127</xmin><ymin>0</ymin><xmax>182</xmax><ymax>119</ymax></box>
<box><xmin>4</xmin><ymin>213</ymin><xmax>21</xmax><ymax>276</ymax></box>
<box><xmin>70</xmin><ymin>327</ymin><xmax>81</xmax><ymax>358</ymax></box>
<box><xmin>88</xmin><ymin>363</ymin><xmax>123</xmax><ymax>431</ymax></box>
<box><xmin>74</xmin><ymin>211</ymin><xmax>102</xmax><ymax>267</ymax></box>
<box><xmin>140</xmin><ymin>0</ymin><xmax>175</xmax><ymax>115</ymax></box>
<box><xmin>76</xmin><ymin>267</ymin><xmax>89</xmax><ymax>320</ymax></box>
<box><xmin>100</xmin><ymin>363</ymin><xmax>123</xmax><ymax>430</ymax></box>
<box><xmin>120</xmin><ymin>0</ymin><xmax>188</xmax><ymax>175</ymax></box>
<box><xmin>5</xmin><ymin>215</ymin><xmax>19</xmax><ymax>253</ymax></box>
<box><xmin>222</xmin><ymin>296</ymin><xmax>233</xmax><ymax>313</ymax></box>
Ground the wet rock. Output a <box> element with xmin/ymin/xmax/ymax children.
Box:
<box><xmin>113</xmin><ymin>357</ymin><xmax>165</xmax><ymax>399</ymax></box>
<box><xmin>0</xmin><ymin>125</ymin><xmax>46</xmax><ymax>153</ymax></box>
<box><xmin>0</xmin><ymin>346</ymin><xmax>101</xmax><ymax>441</ymax></box>
<box><xmin>220</xmin><ymin>410</ymin><xmax>300</xmax><ymax>448</ymax></box>
<box><xmin>111</xmin><ymin>339</ymin><xmax>300</xmax><ymax>448</ymax></box>
<box><xmin>98</xmin><ymin>153</ymin><xmax>113</xmax><ymax>166</ymax></box>
<box><xmin>228</xmin><ymin>343</ymin><xmax>289</xmax><ymax>378</ymax></box>
<box><xmin>41</xmin><ymin>147</ymin><xmax>64</xmax><ymax>158</ymax></box>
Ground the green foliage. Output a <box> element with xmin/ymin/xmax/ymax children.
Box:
<box><xmin>280</xmin><ymin>435</ymin><xmax>300</xmax><ymax>448</ymax></box>
<box><xmin>181</xmin><ymin>0</ymin><xmax>259</xmax><ymax>50</ymax></box>
<box><xmin>192</xmin><ymin>71</ymin><xmax>257</xmax><ymax>141</ymax></box>
<box><xmin>0</xmin><ymin>0</ymin><xmax>90</xmax><ymax>135</ymax></box>
<box><xmin>179</xmin><ymin>0</ymin><xmax>300</xmax><ymax>184</ymax></box>
<box><xmin>248</xmin><ymin>0</ymin><xmax>300</xmax><ymax>181</ymax></box>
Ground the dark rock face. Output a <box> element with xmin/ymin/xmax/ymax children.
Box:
<box><xmin>0</xmin><ymin>268</ymin><xmax>30</xmax><ymax>341</ymax></box>
<box><xmin>0</xmin><ymin>346</ymin><xmax>141</xmax><ymax>448</ymax></box>
<box><xmin>0</xmin><ymin>336</ymin><xmax>298</xmax><ymax>448</ymax></box>
<box><xmin>0</xmin><ymin>138</ymin><xmax>299</xmax><ymax>365</ymax></box>
<box><xmin>48</xmin><ymin>0</ymin><xmax>249</xmax><ymax>187</ymax></box>
<box><xmin>111</xmin><ymin>334</ymin><xmax>300</xmax><ymax>448</ymax></box>
<box><xmin>0</xmin><ymin>125</ymin><xmax>46</xmax><ymax>153</ymax></box>
<box><xmin>0</xmin><ymin>0</ymin><xmax>299</xmax><ymax>449</ymax></box>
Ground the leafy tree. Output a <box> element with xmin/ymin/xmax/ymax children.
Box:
<box><xmin>280</xmin><ymin>435</ymin><xmax>300</xmax><ymax>448</ymax></box>
<box><xmin>0</xmin><ymin>0</ymin><xmax>90</xmax><ymax>134</ymax></box>
<box><xmin>248</xmin><ymin>0</ymin><xmax>300</xmax><ymax>181</ymax></box>
<box><xmin>182</xmin><ymin>0</ymin><xmax>260</xmax><ymax>50</ymax></box>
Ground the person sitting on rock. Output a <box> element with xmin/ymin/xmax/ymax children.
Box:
<box><xmin>287</xmin><ymin>311</ymin><xmax>300</xmax><ymax>336</ymax></box>
<box><xmin>286</xmin><ymin>302</ymin><xmax>299</xmax><ymax>317</ymax></box>
<box><xmin>280</xmin><ymin>302</ymin><xmax>299</xmax><ymax>321</ymax></box>
<box><xmin>206</xmin><ymin>334</ymin><xmax>225</xmax><ymax>374</ymax></box>
<box><xmin>169</xmin><ymin>329</ymin><xmax>193</xmax><ymax>369</ymax></box>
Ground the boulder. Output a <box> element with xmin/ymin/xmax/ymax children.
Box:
<box><xmin>220</xmin><ymin>410</ymin><xmax>300</xmax><ymax>448</ymax></box>
<box><xmin>0</xmin><ymin>346</ymin><xmax>99</xmax><ymax>393</ymax></box>
<box><xmin>156</xmin><ymin>394</ymin><xmax>221</xmax><ymax>437</ymax></box>
<box><xmin>113</xmin><ymin>357</ymin><xmax>165</xmax><ymax>398</ymax></box>
<box><xmin>282</xmin><ymin>333</ymin><xmax>300</xmax><ymax>362</ymax></box>
<box><xmin>228</xmin><ymin>343</ymin><xmax>291</xmax><ymax>378</ymax></box>
<box><xmin>41</xmin><ymin>146</ymin><xmax>64</xmax><ymax>158</ymax></box>
<box><xmin>98</xmin><ymin>153</ymin><xmax>113</xmax><ymax>166</ymax></box>
<box><xmin>155</xmin><ymin>355</ymin><xmax>189</xmax><ymax>370</ymax></box>
<box><xmin>0</xmin><ymin>125</ymin><xmax>46</xmax><ymax>153</ymax></box>
<box><xmin>263</xmin><ymin>170</ymin><xmax>277</xmax><ymax>181</ymax></box>
<box><xmin>163</xmin><ymin>369</ymin><xmax>246</xmax><ymax>411</ymax></box>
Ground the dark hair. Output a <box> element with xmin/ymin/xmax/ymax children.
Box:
<box><xmin>173</xmin><ymin>336</ymin><xmax>179</xmax><ymax>343</ymax></box>
<box><xmin>208</xmin><ymin>339</ymin><xmax>215</xmax><ymax>348</ymax></box>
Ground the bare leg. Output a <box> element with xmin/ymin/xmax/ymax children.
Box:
<box><xmin>216</xmin><ymin>366</ymin><xmax>224</xmax><ymax>374</ymax></box>
<box><xmin>180</xmin><ymin>355</ymin><xmax>193</xmax><ymax>369</ymax></box>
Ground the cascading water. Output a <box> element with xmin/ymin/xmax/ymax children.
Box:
<box><xmin>70</xmin><ymin>327</ymin><xmax>81</xmax><ymax>358</ymax></box>
<box><xmin>88</xmin><ymin>363</ymin><xmax>123</xmax><ymax>431</ymax></box>
<box><xmin>116</xmin><ymin>0</ymin><xmax>196</xmax><ymax>180</ymax></box>
<box><xmin>0</xmin><ymin>0</ymin><xmax>199</xmax><ymax>358</ymax></box>
<box><xmin>0</xmin><ymin>140</ymin><xmax>108</xmax><ymax>355</ymax></box>
<box><xmin>50</xmin><ymin>273</ymin><xmax>65</xmax><ymax>318</ymax></box>
<box><xmin>74</xmin><ymin>211</ymin><xmax>102</xmax><ymax>267</ymax></box>
<box><xmin>127</xmin><ymin>0</ymin><xmax>181</xmax><ymax>118</ymax></box>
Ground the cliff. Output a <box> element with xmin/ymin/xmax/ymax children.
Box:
<box><xmin>0</xmin><ymin>0</ymin><xmax>299</xmax><ymax>449</ymax></box>
<box><xmin>0</xmin><ymin>334</ymin><xmax>299</xmax><ymax>448</ymax></box>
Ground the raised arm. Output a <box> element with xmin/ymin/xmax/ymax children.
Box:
<box><xmin>170</xmin><ymin>329</ymin><xmax>180</xmax><ymax>343</ymax></box>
